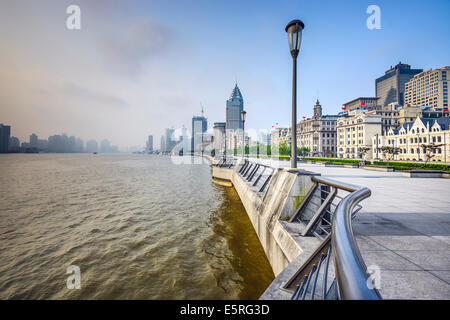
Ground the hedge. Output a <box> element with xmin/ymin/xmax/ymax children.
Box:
<box><xmin>372</xmin><ymin>161</ymin><xmax>450</xmax><ymax>172</ymax></box>
<box><xmin>300</xmin><ymin>157</ymin><xmax>361</xmax><ymax>164</ymax></box>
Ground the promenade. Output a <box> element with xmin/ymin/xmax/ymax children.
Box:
<box><xmin>249</xmin><ymin>158</ymin><xmax>450</xmax><ymax>299</ymax></box>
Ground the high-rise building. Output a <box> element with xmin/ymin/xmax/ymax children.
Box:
<box><xmin>75</xmin><ymin>138</ymin><xmax>84</xmax><ymax>153</ymax></box>
<box><xmin>191</xmin><ymin>116</ymin><xmax>207</xmax><ymax>152</ymax></box>
<box><xmin>100</xmin><ymin>139</ymin><xmax>111</xmax><ymax>153</ymax></box>
<box><xmin>375</xmin><ymin>62</ymin><xmax>423</xmax><ymax>107</ymax></box>
<box><xmin>148</xmin><ymin>135</ymin><xmax>154</xmax><ymax>153</ymax></box>
<box><xmin>0</xmin><ymin>124</ymin><xmax>11</xmax><ymax>153</ymax></box>
<box><xmin>86</xmin><ymin>139</ymin><xmax>98</xmax><ymax>153</ymax></box>
<box><xmin>226</xmin><ymin>84</ymin><xmax>244</xmax><ymax>131</ymax></box>
<box><xmin>404</xmin><ymin>66</ymin><xmax>450</xmax><ymax>110</ymax></box>
<box><xmin>9</xmin><ymin>136</ymin><xmax>20</xmax><ymax>152</ymax></box>
<box><xmin>160</xmin><ymin>135</ymin><xmax>165</xmax><ymax>153</ymax></box>
<box><xmin>30</xmin><ymin>133</ymin><xmax>38</xmax><ymax>148</ymax></box>
<box><xmin>213</xmin><ymin>122</ymin><xmax>226</xmax><ymax>154</ymax></box>
<box><xmin>37</xmin><ymin>139</ymin><xmax>48</xmax><ymax>151</ymax></box>
<box><xmin>164</xmin><ymin>128</ymin><xmax>176</xmax><ymax>153</ymax></box>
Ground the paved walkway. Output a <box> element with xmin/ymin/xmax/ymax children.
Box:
<box><xmin>250</xmin><ymin>158</ymin><xmax>450</xmax><ymax>299</ymax></box>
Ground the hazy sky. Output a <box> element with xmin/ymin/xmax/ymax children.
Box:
<box><xmin>0</xmin><ymin>0</ymin><xmax>449</xmax><ymax>149</ymax></box>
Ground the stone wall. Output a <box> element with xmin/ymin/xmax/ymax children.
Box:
<box><xmin>211</xmin><ymin>159</ymin><xmax>318</xmax><ymax>276</ymax></box>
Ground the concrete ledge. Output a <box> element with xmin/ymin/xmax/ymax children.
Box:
<box><xmin>344</xmin><ymin>164</ymin><xmax>359</xmax><ymax>168</ymax></box>
<box><xmin>324</xmin><ymin>162</ymin><xmax>343</xmax><ymax>167</ymax></box>
<box><xmin>211</xmin><ymin>167</ymin><xmax>233</xmax><ymax>181</ymax></box>
<box><xmin>402</xmin><ymin>170</ymin><xmax>446</xmax><ymax>178</ymax></box>
<box><xmin>362</xmin><ymin>165</ymin><xmax>394</xmax><ymax>172</ymax></box>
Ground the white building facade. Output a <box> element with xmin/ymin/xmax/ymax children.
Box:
<box><xmin>372</xmin><ymin>117</ymin><xmax>450</xmax><ymax>162</ymax></box>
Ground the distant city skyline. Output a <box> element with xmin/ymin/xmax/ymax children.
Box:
<box><xmin>0</xmin><ymin>0</ymin><xmax>449</xmax><ymax>149</ymax></box>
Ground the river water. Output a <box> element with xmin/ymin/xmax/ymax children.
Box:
<box><xmin>0</xmin><ymin>154</ymin><xmax>274</xmax><ymax>299</ymax></box>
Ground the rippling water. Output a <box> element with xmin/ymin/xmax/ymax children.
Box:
<box><xmin>0</xmin><ymin>154</ymin><xmax>274</xmax><ymax>299</ymax></box>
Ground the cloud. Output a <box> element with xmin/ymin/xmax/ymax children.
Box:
<box><xmin>62</xmin><ymin>82</ymin><xmax>128</xmax><ymax>109</ymax></box>
<box><xmin>97</xmin><ymin>18</ymin><xmax>174</xmax><ymax>75</ymax></box>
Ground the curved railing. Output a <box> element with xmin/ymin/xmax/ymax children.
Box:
<box><xmin>331</xmin><ymin>184</ymin><xmax>381</xmax><ymax>300</ymax></box>
<box><xmin>286</xmin><ymin>175</ymin><xmax>382</xmax><ymax>300</ymax></box>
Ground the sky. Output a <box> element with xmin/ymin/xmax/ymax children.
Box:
<box><xmin>0</xmin><ymin>0</ymin><xmax>449</xmax><ymax>150</ymax></box>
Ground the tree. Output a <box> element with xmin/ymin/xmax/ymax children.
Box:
<box><xmin>376</xmin><ymin>146</ymin><xmax>401</xmax><ymax>160</ymax></box>
<box><xmin>298</xmin><ymin>147</ymin><xmax>310</xmax><ymax>157</ymax></box>
<box><xmin>323</xmin><ymin>149</ymin><xmax>334</xmax><ymax>158</ymax></box>
<box><xmin>278</xmin><ymin>140</ymin><xmax>291</xmax><ymax>156</ymax></box>
<box><xmin>357</xmin><ymin>146</ymin><xmax>371</xmax><ymax>160</ymax></box>
<box><xmin>421</xmin><ymin>143</ymin><xmax>444</xmax><ymax>163</ymax></box>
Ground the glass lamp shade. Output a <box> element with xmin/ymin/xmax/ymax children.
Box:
<box><xmin>285</xmin><ymin>20</ymin><xmax>304</xmax><ymax>58</ymax></box>
<box><xmin>241</xmin><ymin>111</ymin><xmax>247</xmax><ymax>123</ymax></box>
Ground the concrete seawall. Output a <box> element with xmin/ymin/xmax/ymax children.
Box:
<box><xmin>211</xmin><ymin>159</ymin><xmax>321</xmax><ymax>281</ymax></box>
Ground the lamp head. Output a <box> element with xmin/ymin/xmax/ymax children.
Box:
<box><xmin>285</xmin><ymin>19</ymin><xmax>304</xmax><ymax>58</ymax></box>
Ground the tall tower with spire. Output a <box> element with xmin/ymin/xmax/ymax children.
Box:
<box><xmin>226</xmin><ymin>84</ymin><xmax>244</xmax><ymax>131</ymax></box>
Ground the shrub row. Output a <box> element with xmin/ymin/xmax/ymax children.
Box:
<box><xmin>300</xmin><ymin>157</ymin><xmax>360</xmax><ymax>164</ymax></box>
<box><xmin>372</xmin><ymin>161</ymin><xmax>450</xmax><ymax>172</ymax></box>
<box><xmin>242</xmin><ymin>155</ymin><xmax>449</xmax><ymax>171</ymax></box>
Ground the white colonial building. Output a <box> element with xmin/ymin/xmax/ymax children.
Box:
<box><xmin>297</xmin><ymin>99</ymin><xmax>338</xmax><ymax>157</ymax></box>
<box><xmin>372</xmin><ymin>117</ymin><xmax>450</xmax><ymax>162</ymax></box>
<box><xmin>337</xmin><ymin>112</ymin><xmax>382</xmax><ymax>159</ymax></box>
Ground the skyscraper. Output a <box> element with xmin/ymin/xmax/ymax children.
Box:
<box><xmin>0</xmin><ymin>123</ymin><xmax>11</xmax><ymax>153</ymax></box>
<box><xmin>160</xmin><ymin>135</ymin><xmax>165</xmax><ymax>153</ymax></box>
<box><xmin>404</xmin><ymin>66</ymin><xmax>449</xmax><ymax>110</ymax></box>
<box><xmin>0</xmin><ymin>124</ymin><xmax>11</xmax><ymax>153</ymax></box>
<box><xmin>86</xmin><ymin>139</ymin><xmax>98</xmax><ymax>153</ymax></box>
<box><xmin>9</xmin><ymin>136</ymin><xmax>20</xmax><ymax>152</ymax></box>
<box><xmin>30</xmin><ymin>133</ymin><xmax>38</xmax><ymax>148</ymax></box>
<box><xmin>146</xmin><ymin>135</ymin><xmax>153</xmax><ymax>153</ymax></box>
<box><xmin>375</xmin><ymin>62</ymin><xmax>423</xmax><ymax>107</ymax></box>
<box><xmin>100</xmin><ymin>139</ymin><xmax>111</xmax><ymax>153</ymax></box>
<box><xmin>164</xmin><ymin>128</ymin><xmax>176</xmax><ymax>153</ymax></box>
<box><xmin>226</xmin><ymin>84</ymin><xmax>244</xmax><ymax>131</ymax></box>
<box><xmin>191</xmin><ymin>116</ymin><xmax>207</xmax><ymax>152</ymax></box>
<box><xmin>213</xmin><ymin>122</ymin><xmax>226</xmax><ymax>154</ymax></box>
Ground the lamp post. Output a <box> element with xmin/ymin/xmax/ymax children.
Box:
<box><xmin>286</xmin><ymin>19</ymin><xmax>304</xmax><ymax>169</ymax></box>
<box><xmin>241</xmin><ymin>110</ymin><xmax>246</xmax><ymax>159</ymax></box>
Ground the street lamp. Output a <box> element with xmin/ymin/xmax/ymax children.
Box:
<box><xmin>241</xmin><ymin>110</ymin><xmax>247</xmax><ymax>158</ymax></box>
<box><xmin>286</xmin><ymin>19</ymin><xmax>304</xmax><ymax>168</ymax></box>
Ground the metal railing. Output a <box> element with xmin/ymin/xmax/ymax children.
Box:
<box><xmin>214</xmin><ymin>157</ymin><xmax>380</xmax><ymax>299</ymax></box>
<box><xmin>237</xmin><ymin>159</ymin><xmax>276</xmax><ymax>195</ymax></box>
<box><xmin>214</xmin><ymin>157</ymin><xmax>237</xmax><ymax>169</ymax></box>
<box><xmin>285</xmin><ymin>176</ymin><xmax>382</xmax><ymax>300</ymax></box>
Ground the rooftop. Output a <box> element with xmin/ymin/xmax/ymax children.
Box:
<box><xmin>228</xmin><ymin>84</ymin><xmax>243</xmax><ymax>101</ymax></box>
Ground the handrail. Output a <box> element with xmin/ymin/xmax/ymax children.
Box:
<box><xmin>236</xmin><ymin>159</ymin><xmax>276</xmax><ymax>194</ymax></box>
<box><xmin>311</xmin><ymin>175</ymin><xmax>381</xmax><ymax>300</ymax></box>
<box><xmin>332</xmin><ymin>186</ymin><xmax>381</xmax><ymax>300</ymax></box>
